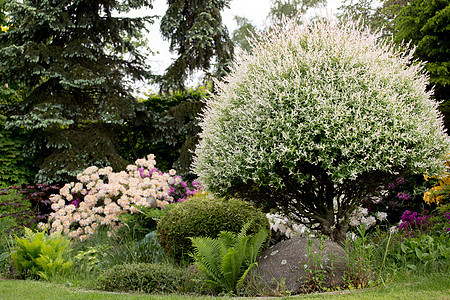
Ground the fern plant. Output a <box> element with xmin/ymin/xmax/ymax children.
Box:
<box><xmin>10</xmin><ymin>227</ymin><xmax>73</xmax><ymax>280</ymax></box>
<box><xmin>189</xmin><ymin>222</ymin><xmax>268</xmax><ymax>295</ymax></box>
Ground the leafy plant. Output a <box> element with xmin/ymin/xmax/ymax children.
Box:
<box><xmin>0</xmin><ymin>233</ymin><xmax>14</xmax><ymax>277</ymax></box>
<box><xmin>389</xmin><ymin>234</ymin><xmax>449</xmax><ymax>271</ymax></box>
<box><xmin>189</xmin><ymin>222</ymin><xmax>268</xmax><ymax>295</ymax></box>
<box><xmin>10</xmin><ymin>228</ymin><xmax>72</xmax><ymax>280</ymax></box>
<box><xmin>97</xmin><ymin>262</ymin><xmax>209</xmax><ymax>295</ymax></box>
<box><xmin>193</xmin><ymin>15</ymin><xmax>450</xmax><ymax>243</ymax></box>
<box><xmin>119</xmin><ymin>203</ymin><xmax>177</xmax><ymax>239</ymax></box>
<box><xmin>156</xmin><ymin>192</ymin><xmax>270</xmax><ymax>262</ymax></box>
<box><xmin>300</xmin><ymin>236</ymin><xmax>333</xmax><ymax>293</ymax></box>
<box><xmin>73</xmin><ymin>244</ymin><xmax>110</xmax><ymax>274</ymax></box>
<box><xmin>386</xmin><ymin>205</ymin><xmax>450</xmax><ymax>272</ymax></box>
<box><xmin>344</xmin><ymin>225</ymin><xmax>376</xmax><ymax>289</ymax></box>
<box><xmin>0</xmin><ymin>183</ymin><xmax>61</xmax><ymax>233</ymax></box>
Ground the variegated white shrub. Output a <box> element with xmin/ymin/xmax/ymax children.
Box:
<box><xmin>193</xmin><ymin>17</ymin><xmax>450</xmax><ymax>242</ymax></box>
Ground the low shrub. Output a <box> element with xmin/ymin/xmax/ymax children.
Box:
<box><xmin>156</xmin><ymin>192</ymin><xmax>270</xmax><ymax>261</ymax></box>
<box><xmin>97</xmin><ymin>262</ymin><xmax>210</xmax><ymax>294</ymax></box>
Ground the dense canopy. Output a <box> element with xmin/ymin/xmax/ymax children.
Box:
<box><xmin>193</xmin><ymin>17</ymin><xmax>450</xmax><ymax>241</ymax></box>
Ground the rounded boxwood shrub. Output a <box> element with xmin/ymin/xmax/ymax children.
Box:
<box><xmin>192</xmin><ymin>17</ymin><xmax>450</xmax><ymax>242</ymax></box>
<box><xmin>156</xmin><ymin>192</ymin><xmax>270</xmax><ymax>261</ymax></box>
<box><xmin>98</xmin><ymin>262</ymin><xmax>208</xmax><ymax>294</ymax></box>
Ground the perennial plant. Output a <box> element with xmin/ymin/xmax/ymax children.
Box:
<box><xmin>40</xmin><ymin>154</ymin><xmax>199</xmax><ymax>240</ymax></box>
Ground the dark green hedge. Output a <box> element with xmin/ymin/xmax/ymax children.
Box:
<box><xmin>156</xmin><ymin>193</ymin><xmax>270</xmax><ymax>261</ymax></box>
<box><xmin>98</xmin><ymin>262</ymin><xmax>210</xmax><ymax>294</ymax></box>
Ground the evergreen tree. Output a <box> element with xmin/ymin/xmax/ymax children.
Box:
<box><xmin>158</xmin><ymin>0</ymin><xmax>234</xmax><ymax>92</ymax></box>
<box><xmin>116</xmin><ymin>87</ymin><xmax>208</xmax><ymax>178</ymax></box>
<box><xmin>393</xmin><ymin>0</ymin><xmax>450</xmax><ymax>129</ymax></box>
<box><xmin>0</xmin><ymin>0</ymin><xmax>154</xmax><ymax>183</ymax></box>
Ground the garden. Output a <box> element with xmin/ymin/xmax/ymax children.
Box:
<box><xmin>1</xmin><ymin>0</ymin><xmax>450</xmax><ymax>299</ymax></box>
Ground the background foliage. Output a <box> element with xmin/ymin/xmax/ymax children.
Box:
<box><xmin>157</xmin><ymin>0</ymin><xmax>234</xmax><ymax>92</ymax></box>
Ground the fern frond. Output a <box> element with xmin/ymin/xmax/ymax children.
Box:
<box><xmin>189</xmin><ymin>236</ymin><xmax>223</xmax><ymax>286</ymax></box>
<box><xmin>190</xmin><ymin>222</ymin><xmax>267</xmax><ymax>295</ymax></box>
<box><xmin>220</xmin><ymin>247</ymin><xmax>243</xmax><ymax>292</ymax></box>
<box><xmin>237</xmin><ymin>221</ymin><xmax>252</xmax><ymax>241</ymax></box>
<box><xmin>218</xmin><ymin>231</ymin><xmax>237</xmax><ymax>255</ymax></box>
<box><xmin>247</xmin><ymin>228</ymin><xmax>269</xmax><ymax>263</ymax></box>
<box><xmin>236</xmin><ymin>261</ymin><xmax>257</xmax><ymax>293</ymax></box>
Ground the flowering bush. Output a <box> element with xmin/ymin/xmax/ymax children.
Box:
<box><xmin>193</xmin><ymin>16</ymin><xmax>450</xmax><ymax>242</ymax></box>
<box><xmin>348</xmin><ymin>207</ymin><xmax>387</xmax><ymax>229</ymax></box>
<box><xmin>387</xmin><ymin>206</ymin><xmax>450</xmax><ymax>270</ymax></box>
<box><xmin>356</xmin><ymin>175</ymin><xmax>433</xmax><ymax>229</ymax></box>
<box><xmin>266</xmin><ymin>212</ymin><xmax>310</xmax><ymax>238</ymax></box>
<box><xmin>39</xmin><ymin>154</ymin><xmax>200</xmax><ymax>241</ymax></box>
<box><xmin>424</xmin><ymin>160</ymin><xmax>450</xmax><ymax>205</ymax></box>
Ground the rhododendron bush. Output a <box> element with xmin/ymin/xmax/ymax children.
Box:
<box><xmin>39</xmin><ymin>154</ymin><xmax>200</xmax><ymax>241</ymax></box>
<box><xmin>193</xmin><ymin>17</ymin><xmax>450</xmax><ymax>243</ymax></box>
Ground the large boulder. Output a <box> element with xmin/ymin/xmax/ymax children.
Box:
<box><xmin>250</xmin><ymin>237</ymin><xmax>348</xmax><ymax>294</ymax></box>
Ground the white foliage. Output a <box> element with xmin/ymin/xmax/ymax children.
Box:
<box><xmin>193</xmin><ymin>16</ymin><xmax>450</xmax><ymax>195</ymax></box>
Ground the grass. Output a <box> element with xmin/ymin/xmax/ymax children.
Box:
<box><xmin>1</xmin><ymin>271</ymin><xmax>449</xmax><ymax>300</ymax></box>
<box><xmin>299</xmin><ymin>271</ymin><xmax>450</xmax><ymax>299</ymax></box>
<box><xmin>0</xmin><ymin>279</ymin><xmax>220</xmax><ymax>300</ymax></box>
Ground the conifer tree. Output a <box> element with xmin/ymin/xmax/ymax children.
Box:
<box><xmin>158</xmin><ymin>0</ymin><xmax>234</xmax><ymax>92</ymax></box>
<box><xmin>393</xmin><ymin>0</ymin><xmax>450</xmax><ymax>129</ymax></box>
<box><xmin>0</xmin><ymin>0</ymin><xmax>154</xmax><ymax>183</ymax></box>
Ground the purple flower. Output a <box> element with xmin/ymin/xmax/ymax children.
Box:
<box><xmin>388</xmin><ymin>183</ymin><xmax>396</xmax><ymax>189</ymax></box>
<box><xmin>397</xmin><ymin>192</ymin><xmax>410</xmax><ymax>201</ymax></box>
<box><xmin>70</xmin><ymin>198</ymin><xmax>81</xmax><ymax>208</ymax></box>
<box><xmin>396</xmin><ymin>177</ymin><xmax>404</xmax><ymax>184</ymax></box>
<box><xmin>180</xmin><ymin>181</ymin><xmax>187</xmax><ymax>188</ymax></box>
<box><xmin>138</xmin><ymin>167</ymin><xmax>146</xmax><ymax>178</ymax></box>
<box><xmin>168</xmin><ymin>187</ymin><xmax>175</xmax><ymax>195</ymax></box>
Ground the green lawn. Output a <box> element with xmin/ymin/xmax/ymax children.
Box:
<box><xmin>1</xmin><ymin>272</ymin><xmax>449</xmax><ymax>300</ymax></box>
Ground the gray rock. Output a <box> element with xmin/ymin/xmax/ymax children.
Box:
<box><xmin>250</xmin><ymin>237</ymin><xmax>348</xmax><ymax>295</ymax></box>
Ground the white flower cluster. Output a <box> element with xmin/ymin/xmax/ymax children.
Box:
<box><xmin>266</xmin><ymin>213</ymin><xmax>310</xmax><ymax>238</ymax></box>
<box><xmin>38</xmin><ymin>154</ymin><xmax>180</xmax><ymax>241</ymax></box>
<box><xmin>349</xmin><ymin>207</ymin><xmax>388</xmax><ymax>229</ymax></box>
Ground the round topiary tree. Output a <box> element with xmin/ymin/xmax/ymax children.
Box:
<box><xmin>192</xmin><ymin>17</ymin><xmax>450</xmax><ymax>243</ymax></box>
<box><xmin>156</xmin><ymin>192</ymin><xmax>269</xmax><ymax>261</ymax></box>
